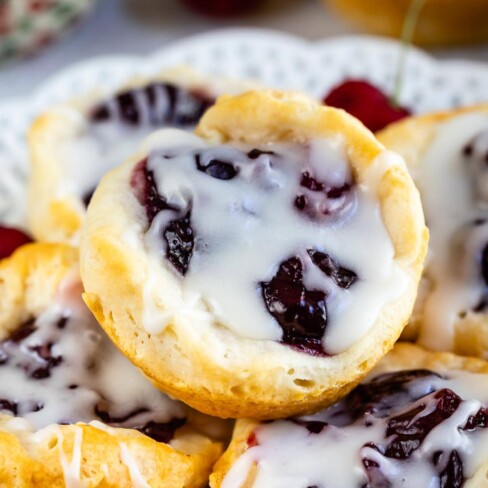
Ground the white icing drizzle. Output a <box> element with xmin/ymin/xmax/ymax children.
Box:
<box><xmin>58</xmin><ymin>426</ymin><xmax>84</xmax><ymax>488</ymax></box>
<box><xmin>141</xmin><ymin>130</ymin><xmax>406</xmax><ymax>354</ymax></box>
<box><xmin>414</xmin><ymin>114</ymin><xmax>488</xmax><ymax>352</ymax></box>
<box><xmin>120</xmin><ymin>443</ymin><xmax>151</xmax><ymax>488</ymax></box>
<box><xmin>221</xmin><ymin>370</ymin><xmax>488</xmax><ymax>488</ymax></box>
<box><xmin>0</xmin><ymin>273</ymin><xmax>185</xmax><ymax>429</ymax></box>
<box><xmin>59</xmin><ymin>115</ymin><xmax>156</xmax><ymax>200</ymax></box>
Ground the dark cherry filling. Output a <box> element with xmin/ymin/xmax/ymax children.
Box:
<box><xmin>327</xmin><ymin>369</ymin><xmax>441</xmax><ymax>426</ymax></box>
<box><xmin>0</xmin><ymin>399</ymin><xmax>17</xmax><ymax>415</ymax></box>
<box><xmin>195</xmin><ymin>154</ymin><xmax>239</xmax><ymax>180</ymax></box>
<box><xmin>89</xmin><ymin>82</ymin><xmax>214</xmax><ymax>128</ymax></box>
<box><xmin>163</xmin><ymin>212</ymin><xmax>194</xmax><ymax>275</ymax></box>
<box><xmin>282</xmin><ymin>370</ymin><xmax>481</xmax><ymax>487</ymax></box>
<box><xmin>308</xmin><ymin>250</ymin><xmax>357</xmax><ymax>289</ymax></box>
<box><xmin>0</xmin><ymin>316</ymin><xmax>185</xmax><ymax>444</ymax></box>
<box><xmin>134</xmin><ymin>417</ymin><xmax>186</xmax><ymax>444</ymax></box>
<box><xmin>133</xmin><ymin>147</ymin><xmax>357</xmax><ymax>354</ymax></box>
<box><xmin>434</xmin><ymin>450</ymin><xmax>464</xmax><ymax>488</ymax></box>
<box><xmin>82</xmin><ymin>187</ymin><xmax>96</xmax><ymax>208</ymax></box>
<box><xmin>131</xmin><ymin>159</ymin><xmax>195</xmax><ymax>275</ymax></box>
<box><xmin>0</xmin><ymin>225</ymin><xmax>33</xmax><ymax>260</ymax></box>
<box><xmin>260</xmin><ymin>251</ymin><xmax>358</xmax><ymax>356</ymax></box>
<box><xmin>261</xmin><ymin>257</ymin><xmax>328</xmax><ymax>357</ymax></box>
<box><xmin>362</xmin><ymin>455</ymin><xmax>392</xmax><ymax>488</ymax></box>
<box><xmin>292</xmin><ymin>419</ymin><xmax>327</xmax><ymax>434</ymax></box>
<box><xmin>383</xmin><ymin>388</ymin><xmax>461</xmax><ymax>460</ymax></box>
<box><xmin>482</xmin><ymin>243</ymin><xmax>488</xmax><ymax>286</ymax></box>
<box><xmin>247</xmin><ymin>149</ymin><xmax>275</xmax><ymax>160</ymax></box>
<box><xmin>295</xmin><ymin>171</ymin><xmax>353</xmax><ymax>220</ymax></box>
<box><xmin>95</xmin><ymin>404</ymin><xmax>186</xmax><ymax>443</ymax></box>
<box><xmin>0</xmin><ymin>319</ymin><xmax>63</xmax><ymax>381</ymax></box>
<box><xmin>463</xmin><ymin>406</ymin><xmax>488</xmax><ymax>431</ymax></box>
<box><xmin>357</xmin><ymin>374</ymin><xmax>469</xmax><ymax>487</ymax></box>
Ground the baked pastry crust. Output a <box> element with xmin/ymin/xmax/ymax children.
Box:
<box><xmin>28</xmin><ymin>67</ymin><xmax>254</xmax><ymax>245</ymax></box>
<box><xmin>210</xmin><ymin>342</ymin><xmax>488</xmax><ymax>488</ymax></box>
<box><xmin>80</xmin><ymin>90</ymin><xmax>427</xmax><ymax>419</ymax></box>
<box><xmin>0</xmin><ymin>243</ymin><xmax>222</xmax><ymax>487</ymax></box>
<box><xmin>377</xmin><ymin>104</ymin><xmax>488</xmax><ymax>352</ymax></box>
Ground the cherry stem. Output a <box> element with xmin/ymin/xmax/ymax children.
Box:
<box><xmin>391</xmin><ymin>0</ymin><xmax>425</xmax><ymax>107</ymax></box>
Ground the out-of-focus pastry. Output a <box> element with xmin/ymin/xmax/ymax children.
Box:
<box><xmin>28</xmin><ymin>67</ymin><xmax>253</xmax><ymax>244</ymax></box>
<box><xmin>0</xmin><ymin>242</ymin><xmax>222</xmax><ymax>487</ymax></box>
<box><xmin>211</xmin><ymin>342</ymin><xmax>488</xmax><ymax>487</ymax></box>
<box><xmin>378</xmin><ymin>104</ymin><xmax>488</xmax><ymax>357</ymax></box>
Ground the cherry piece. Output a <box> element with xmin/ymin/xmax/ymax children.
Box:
<box><xmin>481</xmin><ymin>243</ymin><xmax>488</xmax><ymax>286</ymax></box>
<box><xmin>95</xmin><ymin>405</ymin><xmax>150</xmax><ymax>424</ymax></box>
<box><xmin>7</xmin><ymin>319</ymin><xmax>36</xmax><ymax>343</ymax></box>
<box><xmin>327</xmin><ymin>369</ymin><xmax>441</xmax><ymax>426</ymax></box>
<box><xmin>261</xmin><ymin>257</ymin><xmax>328</xmax><ymax>356</ymax></box>
<box><xmin>362</xmin><ymin>456</ymin><xmax>392</xmax><ymax>488</ymax></box>
<box><xmin>29</xmin><ymin>343</ymin><xmax>63</xmax><ymax>379</ymax></box>
<box><xmin>247</xmin><ymin>432</ymin><xmax>258</xmax><ymax>447</ymax></box>
<box><xmin>247</xmin><ymin>149</ymin><xmax>275</xmax><ymax>160</ymax></box>
<box><xmin>0</xmin><ymin>319</ymin><xmax>63</xmax><ymax>381</ymax></box>
<box><xmin>323</xmin><ymin>80</ymin><xmax>411</xmax><ymax>133</ymax></box>
<box><xmin>131</xmin><ymin>159</ymin><xmax>178</xmax><ymax>223</ymax></box>
<box><xmin>132</xmin><ymin>159</ymin><xmax>195</xmax><ymax>275</ymax></box>
<box><xmin>434</xmin><ymin>450</ymin><xmax>464</xmax><ymax>488</ymax></box>
<box><xmin>463</xmin><ymin>407</ymin><xmax>488</xmax><ymax>431</ymax></box>
<box><xmin>82</xmin><ymin>188</ymin><xmax>95</xmax><ymax>208</ymax></box>
<box><xmin>384</xmin><ymin>389</ymin><xmax>461</xmax><ymax>460</ymax></box>
<box><xmin>0</xmin><ymin>399</ymin><xmax>17</xmax><ymax>415</ymax></box>
<box><xmin>292</xmin><ymin>419</ymin><xmax>327</xmax><ymax>434</ymax></box>
<box><xmin>295</xmin><ymin>171</ymin><xmax>354</xmax><ymax>220</ymax></box>
<box><xmin>196</xmin><ymin>154</ymin><xmax>239</xmax><ymax>180</ymax></box>
<box><xmin>0</xmin><ymin>225</ymin><xmax>33</xmax><ymax>260</ymax></box>
<box><xmin>308</xmin><ymin>250</ymin><xmax>358</xmax><ymax>289</ymax></box>
<box><xmin>135</xmin><ymin>418</ymin><xmax>186</xmax><ymax>444</ymax></box>
<box><xmin>164</xmin><ymin>212</ymin><xmax>194</xmax><ymax>275</ymax></box>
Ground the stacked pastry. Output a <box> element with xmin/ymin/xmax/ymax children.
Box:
<box><xmin>2</xmin><ymin>65</ymin><xmax>488</xmax><ymax>487</ymax></box>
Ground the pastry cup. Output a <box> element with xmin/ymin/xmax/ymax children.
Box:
<box><xmin>80</xmin><ymin>90</ymin><xmax>427</xmax><ymax>419</ymax></box>
<box><xmin>211</xmin><ymin>342</ymin><xmax>488</xmax><ymax>487</ymax></box>
<box><xmin>0</xmin><ymin>243</ymin><xmax>222</xmax><ymax>487</ymax></box>
<box><xmin>377</xmin><ymin>104</ymin><xmax>488</xmax><ymax>355</ymax></box>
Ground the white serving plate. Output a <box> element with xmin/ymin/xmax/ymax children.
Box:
<box><xmin>1</xmin><ymin>28</ymin><xmax>487</xmax><ymax>228</ymax></box>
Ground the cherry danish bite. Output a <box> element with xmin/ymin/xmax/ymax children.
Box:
<box><xmin>210</xmin><ymin>343</ymin><xmax>488</xmax><ymax>488</ymax></box>
<box><xmin>378</xmin><ymin>104</ymin><xmax>488</xmax><ymax>354</ymax></box>
<box><xmin>0</xmin><ymin>243</ymin><xmax>222</xmax><ymax>487</ymax></box>
<box><xmin>80</xmin><ymin>90</ymin><xmax>428</xmax><ymax>419</ymax></box>
<box><xmin>28</xmin><ymin>67</ymin><xmax>252</xmax><ymax>244</ymax></box>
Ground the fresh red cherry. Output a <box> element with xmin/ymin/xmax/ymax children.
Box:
<box><xmin>181</xmin><ymin>0</ymin><xmax>260</xmax><ymax>17</ymax></box>
<box><xmin>323</xmin><ymin>80</ymin><xmax>411</xmax><ymax>133</ymax></box>
<box><xmin>0</xmin><ymin>225</ymin><xmax>33</xmax><ymax>260</ymax></box>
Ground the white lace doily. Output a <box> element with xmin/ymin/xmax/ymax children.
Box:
<box><xmin>1</xmin><ymin>29</ymin><xmax>488</xmax><ymax>228</ymax></box>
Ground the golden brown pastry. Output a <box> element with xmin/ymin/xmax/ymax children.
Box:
<box><xmin>0</xmin><ymin>243</ymin><xmax>222</xmax><ymax>487</ymax></box>
<box><xmin>80</xmin><ymin>90</ymin><xmax>427</xmax><ymax>419</ymax></box>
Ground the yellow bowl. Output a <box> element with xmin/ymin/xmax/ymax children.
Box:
<box><xmin>326</xmin><ymin>0</ymin><xmax>488</xmax><ymax>46</ymax></box>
